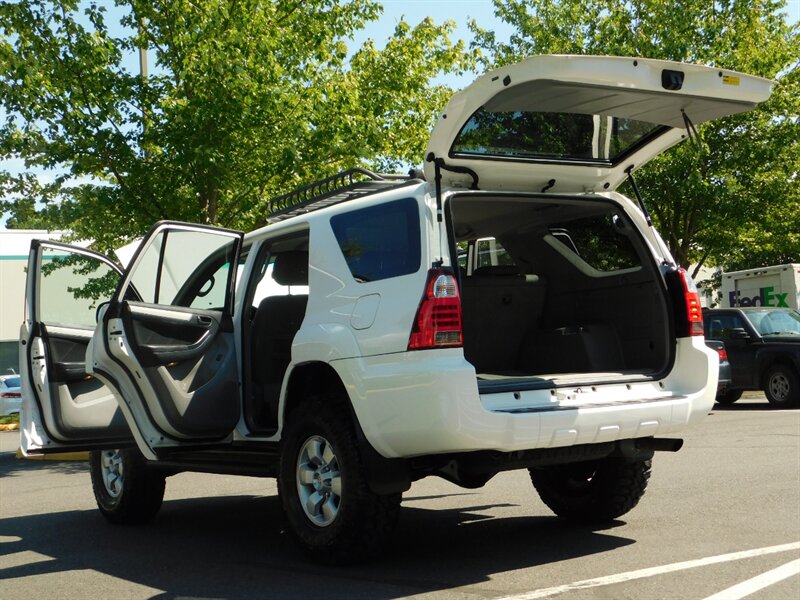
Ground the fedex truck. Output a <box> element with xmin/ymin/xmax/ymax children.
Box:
<box><xmin>721</xmin><ymin>264</ymin><xmax>800</xmax><ymax>310</ymax></box>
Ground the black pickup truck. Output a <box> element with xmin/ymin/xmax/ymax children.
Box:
<box><xmin>704</xmin><ymin>308</ymin><xmax>800</xmax><ymax>406</ymax></box>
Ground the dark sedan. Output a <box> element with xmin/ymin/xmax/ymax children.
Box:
<box><xmin>0</xmin><ymin>374</ymin><xmax>22</xmax><ymax>415</ymax></box>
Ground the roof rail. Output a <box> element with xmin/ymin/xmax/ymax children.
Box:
<box><xmin>266</xmin><ymin>168</ymin><xmax>424</xmax><ymax>223</ymax></box>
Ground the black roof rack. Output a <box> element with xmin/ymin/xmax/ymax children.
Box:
<box><xmin>266</xmin><ymin>168</ymin><xmax>424</xmax><ymax>223</ymax></box>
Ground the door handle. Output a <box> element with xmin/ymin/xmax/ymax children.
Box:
<box><xmin>196</xmin><ymin>315</ymin><xmax>213</xmax><ymax>327</ymax></box>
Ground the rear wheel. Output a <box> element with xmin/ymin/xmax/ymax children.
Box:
<box><xmin>89</xmin><ymin>448</ymin><xmax>166</xmax><ymax>524</ymax></box>
<box><xmin>715</xmin><ymin>389</ymin><xmax>743</xmax><ymax>405</ymax></box>
<box><xmin>279</xmin><ymin>397</ymin><xmax>401</xmax><ymax>564</ymax></box>
<box><xmin>764</xmin><ymin>365</ymin><xmax>800</xmax><ymax>407</ymax></box>
<box><xmin>530</xmin><ymin>457</ymin><xmax>651</xmax><ymax>522</ymax></box>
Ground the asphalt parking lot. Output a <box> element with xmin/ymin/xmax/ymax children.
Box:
<box><xmin>1</xmin><ymin>393</ymin><xmax>799</xmax><ymax>600</ymax></box>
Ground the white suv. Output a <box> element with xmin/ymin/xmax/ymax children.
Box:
<box><xmin>20</xmin><ymin>55</ymin><xmax>772</xmax><ymax>563</ymax></box>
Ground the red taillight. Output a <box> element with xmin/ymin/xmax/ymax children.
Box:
<box><xmin>677</xmin><ymin>268</ymin><xmax>704</xmax><ymax>336</ymax></box>
<box><xmin>0</xmin><ymin>392</ymin><xmax>20</xmax><ymax>398</ymax></box>
<box><xmin>408</xmin><ymin>269</ymin><xmax>463</xmax><ymax>350</ymax></box>
<box><xmin>716</xmin><ymin>347</ymin><xmax>728</xmax><ymax>361</ymax></box>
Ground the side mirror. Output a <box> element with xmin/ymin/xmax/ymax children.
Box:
<box><xmin>729</xmin><ymin>328</ymin><xmax>750</xmax><ymax>340</ymax></box>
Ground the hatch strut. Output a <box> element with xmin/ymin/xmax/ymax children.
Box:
<box><xmin>425</xmin><ymin>153</ymin><xmax>479</xmax><ymax>223</ymax></box>
<box><xmin>624</xmin><ymin>165</ymin><xmax>652</xmax><ymax>226</ymax></box>
<box><xmin>681</xmin><ymin>109</ymin><xmax>701</xmax><ymax>146</ymax></box>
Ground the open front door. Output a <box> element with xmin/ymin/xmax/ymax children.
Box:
<box><xmin>20</xmin><ymin>241</ymin><xmax>133</xmax><ymax>454</ymax></box>
<box><xmin>90</xmin><ymin>222</ymin><xmax>243</xmax><ymax>459</ymax></box>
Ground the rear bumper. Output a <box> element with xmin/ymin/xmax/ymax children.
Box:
<box><xmin>716</xmin><ymin>360</ymin><xmax>732</xmax><ymax>393</ymax></box>
<box><xmin>337</xmin><ymin>337</ymin><xmax>716</xmax><ymax>459</ymax></box>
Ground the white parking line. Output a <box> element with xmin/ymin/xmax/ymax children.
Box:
<box><xmin>701</xmin><ymin>558</ymin><xmax>800</xmax><ymax>600</ymax></box>
<box><xmin>493</xmin><ymin>541</ymin><xmax>800</xmax><ymax>600</ymax></box>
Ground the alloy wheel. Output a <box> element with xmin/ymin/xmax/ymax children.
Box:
<box><xmin>100</xmin><ymin>449</ymin><xmax>124</xmax><ymax>498</ymax></box>
<box><xmin>295</xmin><ymin>435</ymin><xmax>342</xmax><ymax>527</ymax></box>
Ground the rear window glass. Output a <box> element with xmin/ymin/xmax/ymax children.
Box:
<box><xmin>3</xmin><ymin>377</ymin><xmax>20</xmax><ymax>387</ymax></box>
<box><xmin>475</xmin><ymin>238</ymin><xmax>515</xmax><ymax>269</ymax></box>
<box><xmin>451</xmin><ymin>109</ymin><xmax>666</xmax><ymax>163</ymax></box>
<box><xmin>330</xmin><ymin>197</ymin><xmax>421</xmax><ymax>282</ymax></box>
<box><xmin>550</xmin><ymin>213</ymin><xmax>641</xmax><ymax>273</ymax></box>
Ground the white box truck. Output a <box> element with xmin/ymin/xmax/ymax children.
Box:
<box><xmin>721</xmin><ymin>264</ymin><xmax>800</xmax><ymax>310</ymax></box>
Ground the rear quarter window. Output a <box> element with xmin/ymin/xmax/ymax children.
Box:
<box><xmin>330</xmin><ymin>197</ymin><xmax>421</xmax><ymax>282</ymax></box>
<box><xmin>550</xmin><ymin>213</ymin><xmax>641</xmax><ymax>274</ymax></box>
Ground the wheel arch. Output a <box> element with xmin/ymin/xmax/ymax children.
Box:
<box><xmin>759</xmin><ymin>354</ymin><xmax>800</xmax><ymax>388</ymax></box>
<box><xmin>283</xmin><ymin>362</ymin><xmax>349</xmax><ymax>419</ymax></box>
<box><xmin>281</xmin><ymin>361</ymin><xmax>411</xmax><ymax>495</ymax></box>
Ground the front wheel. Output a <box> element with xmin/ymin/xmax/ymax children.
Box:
<box><xmin>278</xmin><ymin>397</ymin><xmax>401</xmax><ymax>564</ymax></box>
<box><xmin>89</xmin><ymin>448</ymin><xmax>166</xmax><ymax>524</ymax></box>
<box><xmin>764</xmin><ymin>365</ymin><xmax>800</xmax><ymax>407</ymax></box>
<box><xmin>530</xmin><ymin>457</ymin><xmax>651</xmax><ymax>522</ymax></box>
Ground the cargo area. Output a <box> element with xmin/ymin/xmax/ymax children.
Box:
<box><xmin>449</xmin><ymin>193</ymin><xmax>673</xmax><ymax>388</ymax></box>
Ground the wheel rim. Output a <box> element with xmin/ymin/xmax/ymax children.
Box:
<box><xmin>295</xmin><ymin>435</ymin><xmax>342</xmax><ymax>527</ymax></box>
<box><xmin>768</xmin><ymin>372</ymin><xmax>790</xmax><ymax>402</ymax></box>
<box><xmin>100</xmin><ymin>449</ymin><xmax>124</xmax><ymax>498</ymax></box>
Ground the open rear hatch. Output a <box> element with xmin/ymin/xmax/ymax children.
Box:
<box><xmin>450</xmin><ymin>192</ymin><xmax>674</xmax><ymax>390</ymax></box>
<box><xmin>435</xmin><ymin>55</ymin><xmax>772</xmax><ymax>391</ymax></box>
<box><xmin>425</xmin><ymin>55</ymin><xmax>773</xmax><ymax>193</ymax></box>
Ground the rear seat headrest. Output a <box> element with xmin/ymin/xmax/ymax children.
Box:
<box><xmin>272</xmin><ymin>251</ymin><xmax>309</xmax><ymax>286</ymax></box>
<box><xmin>472</xmin><ymin>265</ymin><xmax>521</xmax><ymax>277</ymax></box>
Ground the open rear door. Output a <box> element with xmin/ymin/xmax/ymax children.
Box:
<box><xmin>20</xmin><ymin>241</ymin><xmax>133</xmax><ymax>454</ymax></box>
<box><xmin>90</xmin><ymin>221</ymin><xmax>243</xmax><ymax>459</ymax></box>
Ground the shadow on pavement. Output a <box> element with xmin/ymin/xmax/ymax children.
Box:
<box><xmin>0</xmin><ymin>488</ymin><xmax>635</xmax><ymax>599</ymax></box>
<box><xmin>712</xmin><ymin>401</ymin><xmax>796</xmax><ymax>411</ymax></box>
<box><xmin>0</xmin><ymin>451</ymin><xmax>89</xmax><ymax>477</ymax></box>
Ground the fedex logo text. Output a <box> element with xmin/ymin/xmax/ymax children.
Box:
<box><xmin>729</xmin><ymin>286</ymin><xmax>789</xmax><ymax>308</ymax></box>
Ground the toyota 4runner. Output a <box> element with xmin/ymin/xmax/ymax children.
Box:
<box><xmin>20</xmin><ymin>55</ymin><xmax>773</xmax><ymax>563</ymax></box>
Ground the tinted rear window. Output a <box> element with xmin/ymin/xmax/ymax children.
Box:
<box><xmin>550</xmin><ymin>213</ymin><xmax>641</xmax><ymax>273</ymax></box>
<box><xmin>3</xmin><ymin>377</ymin><xmax>20</xmax><ymax>387</ymax></box>
<box><xmin>451</xmin><ymin>109</ymin><xmax>666</xmax><ymax>164</ymax></box>
<box><xmin>330</xmin><ymin>197</ymin><xmax>421</xmax><ymax>282</ymax></box>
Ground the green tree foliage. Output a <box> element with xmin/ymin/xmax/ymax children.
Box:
<box><xmin>472</xmin><ymin>0</ymin><xmax>799</xmax><ymax>272</ymax></box>
<box><xmin>0</xmin><ymin>0</ymin><xmax>473</xmax><ymax>251</ymax></box>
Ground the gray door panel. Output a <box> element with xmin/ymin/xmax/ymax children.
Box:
<box><xmin>21</xmin><ymin>241</ymin><xmax>133</xmax><ymax>453</ymax></box>
<box><xmin>121</xmin><ymin>302</ymin><xmax>240</xmax><ymax>437</ymax></box>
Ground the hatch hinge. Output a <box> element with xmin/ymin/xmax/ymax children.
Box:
<box><xmin>624</xmin><ymin>165</ymin><xmax>652</xmax><ymax>226</ymax></box>
<box><xmin>425</xmin><ymin>153</ymin><xmax>480</xmax><ymax>223</ymax></box>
